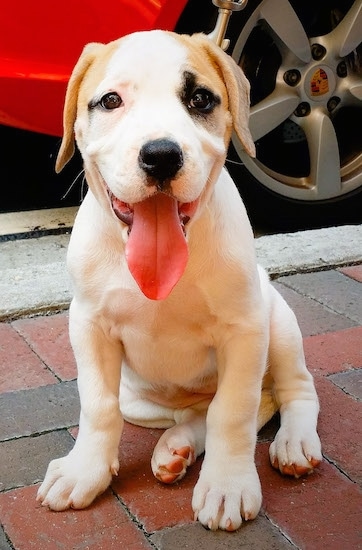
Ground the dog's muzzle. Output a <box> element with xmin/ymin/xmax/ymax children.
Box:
<box><xmin>138</xmin><ymin>138</ymin><xmax>183</xmax><ymax>190</ymax></box>
<box><xmin>103</xmin><ymin>138</ymin><xmax>201</xmax><ymax>300</ymax></box>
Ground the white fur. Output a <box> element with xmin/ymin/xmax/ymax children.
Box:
<box><xmin>37</xmin><ymin>30</ymin><xmax>322</xmax><ymax>531</ymax></box>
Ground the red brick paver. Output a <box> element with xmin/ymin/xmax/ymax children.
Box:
<box><xmin>257</xmin><ymin>444</ymin><xmax>362</xmax><ymax>550</ymax></box>
<box><xmin>13</xmin><ymin>312</ymin><xmax>76</xmax><ymax>381</ymax></box>
<box><xmin>0</xmin><ymin>323</ymin><xmax>57</xmax><ymax>392</ymax></box>
<box><xmin>338</xmin><ymin>264</ymin><xmax>362</xmax><ymax>283</ymax></box>
<box><xmin>0</xmin><ymin>485</ymin><xmax>151</xmax><ymax>550</ymax></box>
<box><xmin>1</xmin><ymin>265</ymin><xmax>361</xmax><ymax>549</ymax></box>
<box><xmin>113</xmin><ymin>423</ymin><xmax>202</xmax><ymax>531</ymax></box>
<box><xmin>304</xmin><ymin>326</ymin><xmax>362</xmax><ymax>376</ymax></box>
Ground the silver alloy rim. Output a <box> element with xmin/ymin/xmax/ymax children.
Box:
<box><xmin>232</xmin><ymin>0</ymin><xmax>362</xmax><ymax>201</ymax></box>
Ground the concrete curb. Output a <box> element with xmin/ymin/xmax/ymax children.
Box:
<box><xmin>1</xmin><ymin>225</ymin><xmax>361</xmax><ymax>320</ymax></box>
<box><xmin>0</xmin><ymin>234</ymin><xmax>71</xmax><ymax>321</ymax></box>
<box><xmin>255</xmin><ymin>224</ymin><xmax>362</xmax><ymax>275</ymax></box>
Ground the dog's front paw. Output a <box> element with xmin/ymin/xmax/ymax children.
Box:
<box><xmin>192</xmin><ymin>465</ymin><xmax>262</xmax><ymax>531</ymax></box>
<box><xmin>37</xmin><ymin>449</ymin><xmax>119</xmax><ymax>511</ymax></box>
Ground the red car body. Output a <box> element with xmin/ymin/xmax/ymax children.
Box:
<box><xmin>0</xmin><ymin>0</ymin><xmax>187</xmax><ymax>136</ymax></box>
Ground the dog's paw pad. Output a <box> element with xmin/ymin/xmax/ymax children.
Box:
<box><xmin>155</xmin><ymin>446</ymin><xmax>194</xmax><ymax>484</ymax></box>
<box><xmin>272</xmin><ymin>457</ymin><xmax>321</xmax><ymax>478</ymax></box>
<box><xmin>156</xmin><ymin>460</ymin><xmax>184</xmax><ymax>484</ymax></box>
<box><xmin>172</xmin><ymin>445</ymin><xmax>193</xmax><ymax>460</ymax></box>
<box><xmin>225</xmin><ymin>518</ymin><xmax>238</xmax><ymax>531</ymax></box>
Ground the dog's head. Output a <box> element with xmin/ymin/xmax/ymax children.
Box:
<box><xmin>57</xmin><ymin>30</ymin><xmax>255</xmax><ymax>300</ymax></box>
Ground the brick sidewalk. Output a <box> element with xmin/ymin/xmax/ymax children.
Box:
<box><xmin>1</xmin><ymin>266</ymin><xmax>361</xmax><ymax>549</ymax></box>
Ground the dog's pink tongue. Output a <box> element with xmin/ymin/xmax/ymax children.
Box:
<box><xmin>126</xmin><ymin>194</ymin><xmax>188</xmax><ymax>300</ymax></box>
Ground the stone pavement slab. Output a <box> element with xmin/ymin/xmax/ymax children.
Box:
<box><xmin>280</xmin><ymin>270</ymin><xmax>362</xmax><ymax>324</ymax></box>
<box><xmin>149</xmin><ymin>516</ymin><xmax>294</xmax><ymax>549</ymax></box>
<box><xmin>329</xmin><ymin>369</ymin><xmax>362</xmax><ymax>400</ymax></box>
<box><xmin>1</xmin><ymin>380</ymin><xmax>79</xmax><ymax>440</ymax></box>
<box><xmin>0</xmin><ymin>431</ymin><xmax>75</xmax><ymax>492</ymax></box>
<box><xmin>273</xmin><ymin>281</ymin><xmax>357</xmax><ymax>336</ymax></box>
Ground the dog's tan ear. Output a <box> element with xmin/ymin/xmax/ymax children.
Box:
<box><xmin>195</xmin><ymin>35</ymin><xmax>256</xmax><ymax>158</ymax></box>
<box><xmin>55</xmin><ymin>42</ymin><xmax>104</xmax><ymax>173</ymax></box>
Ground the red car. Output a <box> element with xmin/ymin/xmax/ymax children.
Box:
<box><xmin>0</xmin><ymin>0</ymin><xmax>190</xmax><ymax>136</ymax></box>
<box><xmin>1</xmin><ymin>0</ymin><xmax>361</xmax><ymax>229</ymax></box>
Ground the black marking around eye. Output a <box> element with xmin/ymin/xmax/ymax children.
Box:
<box><xmin>180</xmin><ymin>70</ymin><xmax>220</xmax><ymax>116</ymax></box>
<box><xmin>180</xmin><ymin>71</ymin><xmax>198</xmax><ymax>105</ymax></box>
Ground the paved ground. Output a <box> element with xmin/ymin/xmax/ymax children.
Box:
<box><xmin>0</xmin><ymin>229</ymin><xmax>361</xmax><ymax>549</ymax></box>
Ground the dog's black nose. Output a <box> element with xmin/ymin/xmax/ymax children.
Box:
<box><xmin>138</xmin><ymin>138</ymin><xmax>183</xmax><ymax>186</ymax></box>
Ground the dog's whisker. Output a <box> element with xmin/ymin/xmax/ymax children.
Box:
<box><xmin>61</xmin><ymin>169</ymin><xmax>85</xmax><ymax>201</ymax></box>
<box><xmin>80</xmin><ymin>174</ymin><xmax>88</xmax><ymax>202</ymax></box>
<box><xmin>225</xmin><ymin>157</ymin><xmax>245</xmax><ymax>167</ymax></box>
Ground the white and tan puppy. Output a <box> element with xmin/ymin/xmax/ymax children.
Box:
<box><xmin>37</xmin><ymin>30</ymin><xmax>322</xmax><ymax>531</ymax></box>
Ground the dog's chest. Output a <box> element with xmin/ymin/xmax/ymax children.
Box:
<box><xmin>113</xmin><ymin>289</ymin><xmax>219</xmax><ymax>384</ymax></box>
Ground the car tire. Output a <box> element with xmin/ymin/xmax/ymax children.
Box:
<box><xmin>225</xmin><ymin>0</ymin><xmax>362</xmax><ymax>231</ymax></box>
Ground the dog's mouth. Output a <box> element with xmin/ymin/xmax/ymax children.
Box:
<box><xmin>108</xmin><ymin>189</ymin><xmax>199</xmax><ymax>300</ymax></box>
<box><xmin>109</xmin><ymin>192</ymin><xmax>197</xmax><ymax>234</ymax></box>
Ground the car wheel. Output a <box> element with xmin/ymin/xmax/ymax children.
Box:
<box><xmin>226</xmin><ymin>0</ymin><xmax>362</xmax><ymax>231</ymax></box>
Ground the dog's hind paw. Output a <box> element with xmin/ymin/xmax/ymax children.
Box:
<box><xmin>270</xmin><ymin>454</ymin><xmax>321</xmax><ymax>477</ymax></box>
<box><xmin>153</xmin><ymin>445</ymin><xmax>195</xmax><ymax>484</ymax></box>
<box><xmin>269</xmin><ymin>422</ymin><xmax>322</xmax><ymax>478</ymax></box>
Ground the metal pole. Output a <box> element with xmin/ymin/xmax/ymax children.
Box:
<box><xmin>208</xmin><ymin>0</ymin><xmax>249</xmax><ymax>50</ymax></box>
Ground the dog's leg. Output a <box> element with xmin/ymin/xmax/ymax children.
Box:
<box><xmin>151</xmin><ymin>405</ymin><xmax>208</xmax><ymax>483</ymax></box>
<box><xmin>37</xmin><ymin>302</ymin><xmax>123</xmax><ymax>510</ymax></box>
<box><xmin>268</xmin><ymin>286</ymin><xmax>322</xmax><ymax>477</ymax></box>
<box><xmin>192</xmin><ymin>327</ymin><xmax>268</xmax><ymax>531</ymax></box>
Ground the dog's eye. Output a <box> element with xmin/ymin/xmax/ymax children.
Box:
<box><xmin>189</xmin><ymin>89</ymin><xmax>216</xmax><ymax>113</ymax></box>
<box><xmin>99</xmin><ymin>92</ymin><xmax>123</xmax><ymax>110</ymax></box>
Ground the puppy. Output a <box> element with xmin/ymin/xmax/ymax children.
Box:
<box><xmin>37</xmin><ymin>30</ymin><xmax>322</xmax><ymax>531</ymax></box>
